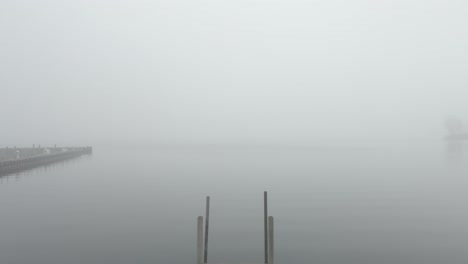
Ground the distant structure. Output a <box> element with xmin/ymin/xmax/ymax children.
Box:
<box><xmin>445</xmin><ymin>116</ymin><xmax>468</xmax><ymax>140</ymax></box>
<box><xmin>0</xmin><ymin>146</ymin><xmax>92</xmax><ymax>177</ymax></box>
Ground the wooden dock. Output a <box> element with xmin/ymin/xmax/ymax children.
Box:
<box><xmin>0</xmin><ymin>146</ymin><xmax>92</xmax><ymax>177</ymax></box>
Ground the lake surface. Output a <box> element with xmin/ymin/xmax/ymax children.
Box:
<box><xmin>1</xmin><ymin>141</ymin><xmax>467</xmax><ymax>264</ymax></box>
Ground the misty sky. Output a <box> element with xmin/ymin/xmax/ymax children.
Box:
<box><xmin>2</xmin><ymin>0</ymin><xmax>468</xmax><ymax>144</ymax></box>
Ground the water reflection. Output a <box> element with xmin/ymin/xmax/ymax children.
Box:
<box><xmin>0</xmin><ymin>174</ymin><xmax>21</xmax><ymax>184</ymax></box>
<box><xmin>445</xmin><ymin>140</ymin><xmax>468</xmax><ymax>175</ymax></box>
<box><xmin>446</xmin><ymin>140</ymin><xmax>463</xmax><ymax>162</ymax></box>
<box><xmin>0</xmin><ymin>155</ymin><xmax>91</xmax><ymax>183</ymax></box>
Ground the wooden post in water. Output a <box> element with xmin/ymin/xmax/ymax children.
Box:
<box><xmin>197</xmin><ymin>216</ymin><xmax>204</xmax><ymax>264</ymax></box>
<box><xmin>264</xmin><ymin>191</ymin><xmax>268</xmax><ymax>264</ymax></box>
<box><xmin>268</xmin><ymin>216</ymin><xmax>274</xmax><ymax>264</ymax></box>
<box><xmin>204</xmin><ymin>196</ymin><xmax>210</xmax><ymax>263</ymax></box>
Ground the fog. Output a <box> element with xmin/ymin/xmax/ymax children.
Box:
<box><xmin>2</xmin><ymin>0</ymin><xmax>468</xmax><ymax>144</ymax></box>
<box><xmin>2</xmin><ymin>2</ymin><xmax>468</xmax><ymax>263</ymax></box>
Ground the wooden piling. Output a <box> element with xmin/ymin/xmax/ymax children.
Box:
<box><xmin>193</xmin><ymin>193</ymin><xmax>275</xmax><ymax>264</ymax></box>
<box><xmin>264</xmin><ymin>191</ymin><xmax>268</xmax><ymax>264</ymax></box>
<box><xmin>197</xmin><ymin>216</ymin><xmax>204</xmax><ymax>264</ymax></box>
<box><xmin>204</xmin><ymin>196</ymin><xmax>210</xmax><ymax>263</ymax></box>
<box><xmin>268</xmin><ymin>216</ymin><xmax>274</xmax><ymax>264</ymax></box>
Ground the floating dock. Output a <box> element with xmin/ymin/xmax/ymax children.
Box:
<box><xmin>0</xmin><ymin>146</ymin><xmax>92</xmax><ymax>177</ymax></box>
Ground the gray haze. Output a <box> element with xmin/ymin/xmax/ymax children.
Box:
<box><xmin>2</xmin><ymin>0</ymin><xmax>468</xmax><ymax>144</ymax></box>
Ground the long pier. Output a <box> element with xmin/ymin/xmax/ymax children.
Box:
<box><xmin>0</xmin><ymin>146</ymin><xmax>92</xmax><ymax>177</ymax></box>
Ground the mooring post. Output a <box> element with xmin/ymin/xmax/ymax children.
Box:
<box><xmin>204</xmin><ymin>196</ymin><xmax>210</xmax><ymax>263</ymax></box>
<box><xmin>197</xmin><ymin>216</ymin><xmax>204</xmax><ymax>264</ymax></box>
<box><xmin>264</xmin><ymin>191</ymin><xmax>268</xmax><ymax>264</ymax></box>
<box><xmin>268</xmin><ymin>216</ymin><xmax>274</xmax><ymax>264</ymax></box>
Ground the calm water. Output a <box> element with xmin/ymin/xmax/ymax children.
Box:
<box><xmin>1</xmin><ymin>141</ymin><xmax>467</xmax><ymax>264</ymax></box>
